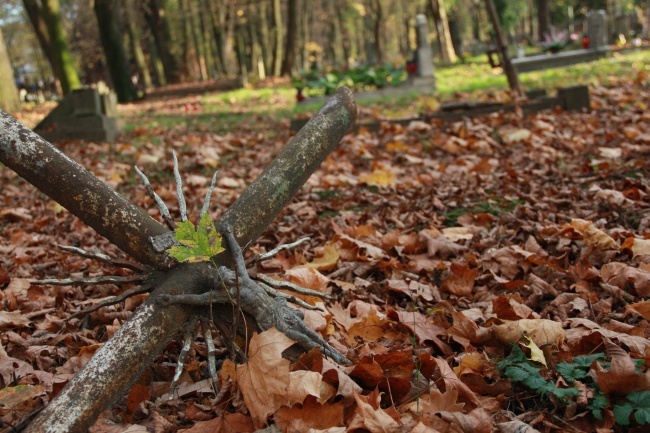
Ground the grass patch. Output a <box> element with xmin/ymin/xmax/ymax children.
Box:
<box><xmin>120</xmin><ymin>49</ymin><xmax>649</xmax><ymax>134</ymax></box>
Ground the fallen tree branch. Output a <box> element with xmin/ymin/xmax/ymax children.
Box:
<box><xmin>0</xmin><ymin>87</ymin><xmax>357</xmax><ymax>433</ymax></box>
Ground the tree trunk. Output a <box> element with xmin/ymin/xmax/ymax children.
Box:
<box><xmin>271</xmin><ymin>0</ymin><xmax>283</xmax><ymax>76</ymax></box>
<box><xmin>147</xmin><ymin>33</ymin><xmax>167</xmax><ymax>86</ymax></box>
<box><xmin>235</xmin><ymin>21</ymin><xmax>249</xmax><ymax>86</ymax></box>
<box><xmin>429</xmin><ymin>0</ymin><xmax>457</xmax><ymax>63</ymax></box>
<box><xmin>373</xmin><ymin>0</ymin><xmax>383</xmax><ymax>65</ymax></box>
<box><xmin>189</xmin><ymin>0</ymin><xmax>208</xmax><ymax>80</ymax></box>
<box><xmin>0</xmin><ymin>28</ymin><xmax>21</xmax><ymax>114</ymax></box>
<box><xmin>39</xmin><ymin>0</ymin><xmax>81</xmax><ymax>94</ymax></box>
<box><xmin>94</xmin><ymin>0</ymin><xmax>137</xmax><ymax>103</ymax></box>
<box><xmin>537</xmin><ymin>0</ymin><xmax>550</xmax><ymax>42</ymax></box>
<box><xmin>22</xmin><ymin>0</ymin><xmax>63</xmax><ymax>95</ymax></box>
<box><xmin>259</xmin><ymin>0</ymin><xmax>272</xmax><ymax>75</ymax></box>
<box><xmin>280</xmin><ymin>0</ymin><xmax>298</xmax><ymax>76</ymax></box>
<box><xmin>484</xmin><ymin>0</ymin><xmax>524</xmax><ymax>96</ymax></box>
<box><xmin>124</xmin><ymin>0</ymin><xmax>153</xmax><ymax>90</ymax></box>
<box><xmin>0</xmin><ymin>86</ymin><xmax>358</xmax><ymax>433</ymax></box>
<box><xmin>144</xmin><ymin>0</ymin><xmax>179</xmax><ymax>84</ymax></box>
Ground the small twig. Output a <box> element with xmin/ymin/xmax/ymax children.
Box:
<box><xmin>57</xmin><ymin>245</ymin><xmax>145</xmax><ymax>272</ymax></box>
<box><xmin>255</xmin><ymin>273</ymin><xmax>331</xmax><ymax>300</ymax></box>
<box><xmin>200</xmin><ymin>171</ymin><xmax>219</xmax><ymax>217</ymax></box>
<box><xmin>258</xmin><ymin>281</ymin><xmax>323</xmax><ymax>311</ymax></box>
<box><xmin>169</xmin><ymin>323</ymin><xmax>196</xmax><ymax>400</ymax></box>
<box><xmin>172</xmin><ymin>150</ymin><xmax>187</xmax><ymax>222</ymax></box>
<box><xmin>25</xmin><ymin>308</ymin><xmax>56</xmax><ymax>320</ymax></box>
<box><xmin>32</xmin><ymin>275</ymin><xmax>146</xmax><ymax>286</ymax></box>
<box><xmin>66</xmin><ymin>284</ymin><xmax>154</xmax><ymax>320</ymax></box>
<box><xmin>201</xmin><ymin>318</ymin><xmax>219</xmax><ymax>393</ymax></box>
<box><xmin>245</xmin><ymin>237</ymin><xmax>310</xmax><ymax>265</ymax></box>
<box><xmin>134</xmin><ymin>165</ymin><xmax>176</xmax><ymax>230</ymax></box>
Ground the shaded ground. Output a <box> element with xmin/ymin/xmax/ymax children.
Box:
<box><xmin>1</xmin><ymin>65</ymin><xmax>650</xmax><ymax>432</ymax></box>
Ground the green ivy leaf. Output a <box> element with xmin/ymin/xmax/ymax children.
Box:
<box><xmin>587</xmin><ymin>392</ymin><xmax>609</xmax><ymax>420</ymax></box>
<box><xmin>628</xmin><ymin>391</ymin><xmax>650</xmax><ymax>425</ymax></box>
<box><xmin>166</xmin><ymin>213</ymin><xmax>224</xmax><ymax>263</ymax></box>
<box><xmin>613</xmin><ymin>402</ymin><xmax>634</xmax><ymax>426</ymax></box>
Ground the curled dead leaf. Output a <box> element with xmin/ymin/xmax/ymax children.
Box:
<box><xmin>492</xmin><ymin>319</ymin><xmax>565</xmax><ymax>347</ymax></box>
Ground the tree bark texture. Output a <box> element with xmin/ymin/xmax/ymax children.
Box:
<box><xmin>271</xmin><ymin>0</ymin><xmax>283</xmax><ymax>76</ymax></box>
<box><xmin>537</xmin><ymin>0</ymin><xmax>550</xmax><ymax>42</ymax></box>
<box><xmin>124</xmin><ymin>0</ymin><xmax>153</xmax><ymax>90</ymax></box>
<box><xmin>281</xmin><ymin>0</ymin><xmax>298</xmax><ymax>76</ymax></box>
<box><xmin>36</xmin><ymin>0</ymin><xmax>81</xmax><ymax>94</ymax></box>
<box><xmin>94</xmin><ymin>0</ymin><xmax>137</xmax><ymax>103</ymax></box>
<box><xmin>0</xmin><ymin>28</ymin><xmax>20</xmax><ymax>114</ymax></box>
<box><xmin>0</xmin><ymin>86</ymin><xmax>357</xmax><ymax>433</ymax></box>
<box><xmin>429</xmin><ymin>0</ymin><xmax>457</xmax><ymax>63</ymax></box>
<box><xmin>144</xmin><ymin>0</ymin><xmax>179</xmax><ymax>84</ymax></box>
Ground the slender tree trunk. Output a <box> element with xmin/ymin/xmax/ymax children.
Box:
<box><xmin>189</xmin><ymin>0</ymin><xmax>208</xmax><ymax>80</ymax></box>
<box><xmin>271</xmin><ymin>0</ymin><xmax>283</xmax><ymax>76</ymax></box>
<box><xmin>429</xmin><ymin>0</ymin><xmax>457</xmax><ymax>63</ymax></box>
<box><xmin>537</xmin><ymin>0</ymin><xmax>550</xmax><ymax>41</ymax></box>
<box><xmin>281</xmin><ymin>0</ymin><xmax>298</xmax><ymax>75</ymax></box>
<box><xmin>124</xmin><ymin>0</ymin><xmax>153</xmax><ymax>90</ymax></box>
<box><xmin>94</xmin><ymin>0</ymin><xmax>137</xmax><ymax>103</ymax></box>
<box><xmin>328</xmin><ymin>0</ymin><xmax>344</xmax><ymax>67</ymax></box>
<box><xmin>373</xmin><ymin>0</ymin><xmax>383</xmax><ymax>65</ymax></box>
<box><xmin>147</xmin><ymin>33</ymin><xmax>167</xmax><ymax>86</ymax></box>
<box><xmin>0</xmin><ymin>28</ymin><xmax>20</xmax><ymax>113</ymax></box>
<box><xmin>144</xmin><ymin>0</ymin><xmax>179</xmax><ymax>84</ymax></box>
<box><xmin>250</xmin><ymin>7</ymin><xmax>266</xmax><ymax>80</ymax></box>
<box><xmin>178</xmin><ymin>0</ymin><xmax>195</xmax><ymax>81</ymax></box>
<box><xmin>40</xmin><ymin>0</ymin><xmax>81</xmax><ymax>94</ymax></box>
<box><xmin>259</xmin><ymin>0</ymin><xmax>272</xmax><ymax>74</ymax></box>
<box><xmin>200</xmin><ymin>0</ymin><xmax>217</xmax><ymax>79</ymax></box>
<box><xmin>22</xmin><ymin>0</ymin><xmax>63</xmax><ymax>95</ymax></box>
<box><xmin>205</xmin><ymin>0</ymin><xmax>226</xmax><ymax>76</ymax></box>
<box><xmin>235</xmin><ymin>22</ymin><xmax>249</xmax><ymax>86</ymax></box>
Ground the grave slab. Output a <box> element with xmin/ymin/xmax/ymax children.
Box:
<box><xmin>35</xmin><ymin>88</ymin><xmax>123</xmax><ymax>143</ymax></box>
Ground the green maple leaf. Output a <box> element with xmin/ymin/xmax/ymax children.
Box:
<box><xmin>166</xmin><ymin>213</ymin><xmax>224</xmax><ymax>263</ymax></box>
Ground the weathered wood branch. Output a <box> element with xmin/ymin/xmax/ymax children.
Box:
<box><xmin>0</xmin><ymin>87</ymin><xmax>357</xmax><ymax>433</ymax></box>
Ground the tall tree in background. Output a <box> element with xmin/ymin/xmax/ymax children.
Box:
<box><xmin>281</xmin><ymin>0</ymin><xmax>298</xmax><ymax>75</ymax></box>
<box><xmin>124</xmin><ymin>0</ymin><xmax>153</xmax><ymax>90</ymax></box>
<box><xmin>271</xmin><ymin>0</ymin><xmax>283</xmax><ymax>76</ymax></box>
<box><xmin>144</xmin><ymin>0</ymin><xmax>179</xmax><ymax>84</ymax></box>
<box><xmin>23</xmin><ymin>0</ymin><xmax>80</xmax><ymax>95</ymax></box>
<box><xmin>94</xmin><ymin>0</ymin><xmax>137</xmax><ymax>102</ymax></box>
<box><xmin>429</xmin><ymin>0</ymin><xmax>457</xmax><ymax>63</ymax></box>
<box><xmin>0</xmin><ymin>27</ymin><xmax>20</xmax><ymax>113</ymax></box>
<box><xmin>537</xmin><ymin>0</ymin><xmax>550</xmax><ymax>41</ymax></box>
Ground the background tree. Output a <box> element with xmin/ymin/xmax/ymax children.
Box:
<box><xmin>23</xmin><ymin>0</ymin><xmax>80</xmax><ymax>95</ymax></box>
<box><xmin>0</xmin><ymin>27</ymin><xmax>21</xmax><ymax>113</ymax></box>
<box><xmin>94</xmin><ymin>0</ymin><xmax>137</xmax><ymax>102</ymax></box>
<box><xmin>144</xmin><ymin>0</ymin><xmax>180</xmax><ymax>84</ymax></box>
<box><xmin>430</xmin><ymin>0</ymin><xmax>457</xmax><ymax>63</ymax></box>
<box><xmin>281</xmin><ymin>0</ymin><xmax>298</xmax><ymax>75</ymax></box>
<box><xmin>123</xmin><ymin>0</ymin><xmax>153</xmax><ymax>91</ymax></box>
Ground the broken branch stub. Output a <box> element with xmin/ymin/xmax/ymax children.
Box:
<box><xmin>19</xmin><ymin>86</ymin><xmax>357</xmax><ymax>433</ymax></box>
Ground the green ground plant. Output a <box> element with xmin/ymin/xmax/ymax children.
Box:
<box><xmin>497</xmin><ymin>346</ymin><xmax>650</xmax><ymax>427</ymax></box>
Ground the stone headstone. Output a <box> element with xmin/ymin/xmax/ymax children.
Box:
<box><xmin>558</xmin><ymin>85</ymin><xmax>590</xmax><ymax>111</ymax></box>
<box><xmin>586</xmin><ymin>10</ymin><xmax>607</xmax><ymax>49</ymax></box>
<box><xmin>35</xmin><ymin>88</ymin><xmax>123</xmax><ymax>143</ymax></box>
<box><xmin>413</xmin><ymin>14</ymin><xmax>436</xmax><ymax>90</ymax></box>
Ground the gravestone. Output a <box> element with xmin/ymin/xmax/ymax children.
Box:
<box><xmin>586</xmin><ymin>10</ymin><xmax>607</xmax><ymax>49</ymax></box>
<box><xmin>35</xmin><ymin>88</ymin><xmax>123</xmax><ymax>143</ymax></box>
<box><xmin>412</xmin><ymin>14</ymin><xmax>436</xmax><ymax>91</ymax></box>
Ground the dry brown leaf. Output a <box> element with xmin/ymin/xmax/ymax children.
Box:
<box><xmin>595</xmin><ymin>354</ymin><xmax>650</xmax><ymax>395</ymax></box>
<box><xmin>235</xmin><ymin>329</ymin><xmax>293</xmax><ymax>428</ymax></box>
<box><xmin>570</xmin><ymin>219</ymin><xmax>619</xmax><ymax>250</ymax></box>
<box><xmin>492</xmin><ymin>319</ymin><xmax>565</xmax><ymax>347</ymax></box>
<box><xmin>440</xmin><ymin>262</ymin><xmax>477</xmax><ymax>297</ymax></box>
<box><xmin>601</xmin><ymin>262</ymin><xmax>650</xmax><ymax>297</ymax></box>
<box><xmin>433</xmin><ymin>357</ymin><xmax>481</xmax><ymax>407</ymax></box>
<box><xmin>273</xmin><ymin>397</ymin><xmax>344</xmax><ymax>432</ymax></box>
<box><xmin>620</xmin><ymin>237</ymin><xmax>650</xmax><ymax>258</ymax></box>
<box><xmin>348</xmin><ymin>392</ymin><xmax>401</xmax><ymax>433</ymax></box>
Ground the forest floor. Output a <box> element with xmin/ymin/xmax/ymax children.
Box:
<box><xmin>1</xmin><ymin>54</ymin><xmax>650</xmax><ymax>433</ymax></box>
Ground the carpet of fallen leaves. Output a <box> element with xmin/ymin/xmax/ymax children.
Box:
<box><xmin>1</xmin><ymin>75</ymin><xmax>650</xmax><ymax>433</ymax></box>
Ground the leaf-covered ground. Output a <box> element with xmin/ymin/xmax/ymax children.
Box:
<box><xmin>1</xmin><ymin>73</ymin><xmax>650</xmax><ymax>433</ymax></box>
